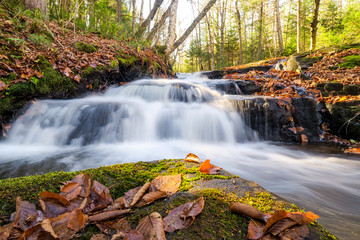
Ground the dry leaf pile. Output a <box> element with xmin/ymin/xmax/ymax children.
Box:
<box><xmin>230</xmin><ymin>202</ymin><xmax>319</xmax><ymax>240</ymax></box>
<box><xmin>0</xmin><ymin>169</ymin><xmax>207</xmax><ymax>239</ymax></box>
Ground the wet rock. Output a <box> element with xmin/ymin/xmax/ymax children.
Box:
<box><xmin>343</xmin><ymin>85</ymin><xmax>359</xmax><ymax>96</ymax></box>
<box><xmin>235</xmin><ymin>80</ymin><xmax>262</xmax><ymax>94</ymax></box>
<box><xmin>324</xmin><ymin>82</ymin><xmax>343</xmax><ymax>92</ymax></box>
<box><xmin>230</xmin><ymin>97</ymin><xmax>320</xmax><ymax>142</ymax></box>
<box><xmin>201</xmin><ymin>65</ymin><xmax>272</xmax><ymax>79</ymax></box>
<box><xmin>326</xmin><ymin>100</ymin><xmax>360</xmax><ymax>140</ymax></box>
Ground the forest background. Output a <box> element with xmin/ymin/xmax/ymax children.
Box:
<box><xmin>3</xmin><ymin>0</ymin><xmax>360</xmax><ymax>72</ymax></box>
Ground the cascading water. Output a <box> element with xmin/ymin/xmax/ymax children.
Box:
<box><xmin>0</xmin><ymin>75</ymin><xmax>359</xmax><ymax>239</ymax></box>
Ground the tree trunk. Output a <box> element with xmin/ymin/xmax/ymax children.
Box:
<box><xmin>168</xmin><ymin>0</ymin><xmax>217</xmax><ymax>55</ymax></box>
<box><xmin>25</xmin><ymin>0</ymin><xmax>47</xmax><ymax>15</ymax></box>
<box><xmin>284</xmin><ymin>0</ymin><xmax>293</xmax><ymax>50</ymax></box>
<box><xmin>135</xmin><ymin>0</ymin><xmax>164</xmax><ymax>38</ymax></box>
<box><xmin>235</xmin><ymin>0</ymin><xmax>243</xmax><ymax>65</ymax></box>
<box><xmin>220</xmin><ymin>0</ymin><xmax>227</xmax><ymax>68</ymax></box>
<box><xmin>165</xmin><ymin>0</ymin><xmax>178</xmax><ymax>60</ymax></box>
<box><xmin>310</xmin><ymin>0</ymin><xmax>320</xmax><ymax>51</ymax></box>
<box><xmin>205</xmin><ymin>13</ymin><xmax>215</xmax><ymax>70</ymax></box>
<box><xmin>274</xmin><ymin>0</ymin><xmax>284</xmax><ymax>54</ymax></box>
<box><xmin>297</xmin><ymin>0</ymin><xmax>301</xmax><ymax>53</ymax></box>
<box><xmin>257</xmin><ymin>0</ymin><xmax>264</xmax><ymax>60</ymax></box>
<box><xmin>139</xmin><ymin>0</ymin><xmax>144</xmax><ymax>23</ymax></box>
<box><xmin>147</xmin><ymin>1</ymin><xmax>174</xmax><ymax>42</ymax></box>
<box><xmin>132</xmin><ymin>0</ymin><xmax>136</xmax><ymax>34</ymax></box>
<box><xmin>116</xmin><ymin>0</ymin><xmax>122</xmax><ymax>22</ymax></box>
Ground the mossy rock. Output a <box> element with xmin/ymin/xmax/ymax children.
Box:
<box><xmin>6</xmin><ymin>81</ymin><xmax>35</xmax><ymax>96</ymax></box>
<box><xmin>74</xmin><ymin>42</ymin><xmax>98</xmax><ymax>53</ymax></box>
<box><xmin>316</xmin><ymin>83</ymin><xmax>326</xmax><ymax>90</ymax></box>
<box><xmin>338</xmin><ymin>55</ymin><xmax>360</xmax><ymax>69</ymax></box>
<box><xmin>343</xmin><ymin>85</ymin><xmax>360</xmax><ymax>95</ymax></box>
<box><xmin>0</xmin><ymin>160</ymin><xmax>337</xmax><ymax>240</ymax></box>
<box><xmin>324</xmin><ymin>82</ymin><xmax>343</xmax><ymax>92</ymax></box>
<box><xmin>117</xmin><ymin>55</ymin><xmax>140</xmax><ymax>67</ymax></box>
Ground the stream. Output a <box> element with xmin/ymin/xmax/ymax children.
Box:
<box><xmin>0</xmin><ymin>74</ymin><xmax>359</xmax><ymax>239</ymax></box>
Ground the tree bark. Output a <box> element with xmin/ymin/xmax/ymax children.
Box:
<box><xmin>167</xmin><ymin>0</ymin><xmax>217</xmax><ymax>55</ymax></box>
<box><xmin>297</xmin><ymin>0</ymin><xmax>301</xmax><ymax>53</ymax></box>
<box><xmin>274</xmin><ymin>0</ymin><xmax>284</xmax><ymax>54</ymax></box>
<box><xmin>139</xmin><ymin>0</ymin><xmax>144</xmax><ymax>23</ymax></box>
<box><xmin>147</xmin><ymin>0</ymin><xmax>175</xmax><ymax>42</ymax></box>
<box><xmin>219</xmin><ymin>0</ymin><xmax>227</xmax><ymax>68</ymax></box>
<box><xmin>205</xmin><ymin>13</ymin><xmax>215</xmax><ymax>70</ymax></box>
<box><xmin>132</xmin><ymin>0</ymin><xmax>136</xmax><ymax>34</ymax></box>
<box><xmin>310</xmin><ymin>0</ymin><xmax>320</xmax><ymax>51</ymax></box>
<box><xmin>165</xmin><ymin>0</ymin><xmax>178</xmax><ymax>60</ymax></box>
<box><xmin>135</xmin><ymin>0</ymin><xmax>164</xmax><ymax>38</ymax></box>
<box><xmin>257</xmin><ymin>0</ymin><xmax>264</xmax><ymax>60</ymax></box>
<box><xmin>116</xmin><ymin>0</ymin><xmax>122</xmax><ymax>22</ymax></box>
<box><xmin>25</xmin><ymin>0</ymin><xmax>47</xmax><ymax>15</ymax></box>
<box><xmin>235</xmin><ymin>0</ymin><xmax>243</xmax><ymax>65</ymax></box>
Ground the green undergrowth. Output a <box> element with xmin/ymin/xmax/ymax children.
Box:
<box><xmin>74</xmin><ymin>42</ymin><xmax>98</xmax><ymax>53</ymax></box>
<box><xmin>338</xmin><ymin>55</ymin><xmax>360</xmax><ymax>68</ymax></box>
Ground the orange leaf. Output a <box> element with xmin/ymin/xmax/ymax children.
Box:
<box><xmin>184</xmin><ymin>153</ymin><xmax>201</xmax><ymax>164</ymax></box>
<box><xmin>199</xmin><ymin>159</ymin><xmax>221</xmax><ymax>175</ymax></box>
<box><xmin>344</xmin><ymin>148</ymin><xmax>360</xmax><ymax>155</ymax></box>
<box><xmin>74</xmin><ymin>74</ymin><xmax>81</xmax><ymax>82</ymax></box>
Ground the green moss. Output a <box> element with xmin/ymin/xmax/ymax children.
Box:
<box><xmin>110</xmin><ymin>60</ymin><xmax>119</xmax><ymax>69</ymax></box>
<box><xmin>0</xmin><ymin>72</ymin><xmax>17</xmax><ymax>85</ymax></box>
<box><xmin>117</xmin><ymin>55</ymin><xmax>139</xmax><ymax>67</ymax></box>
<box><xmin>34</xmin><ymin>55</ymin><xmax>52</xmax><ymax>69</ymax></box>
<box><xmin>338</xmin><ymin>55</ymin><xmax>360</xmax><ymax>69</ymax></box>
<box><xmin>28</xmin><ymin>34</ymin><xmax>52</xmax><ymax>47</ymax></box>
<box><xmin>75</xmin><ymin>42</ymin><xmax>97</xmax><ymax>53</ymax></box>
<box><xmin>6</xmin><ymin>81</ymin><xmax>35</xmax><ymax>96</ymax></box>
<box><xmin>35</xmin><ymin>67</ymin><xmax>75</xmax><ymax>96</ymax></box>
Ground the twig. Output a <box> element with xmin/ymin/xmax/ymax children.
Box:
<box><xmin>339</xmin><ymin>112</ymin><xmax>360</xmax><ymax>136</ymax></box>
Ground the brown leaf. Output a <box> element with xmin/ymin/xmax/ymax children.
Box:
<box><xmin>279</xmin><ymin>225</ymin><xmax>310</xmax><ymax>239</ymax></box>
<box><xmin>149</xmin><ymin>174</ymin><xmax>181</xmax><ymax>195</ymax></box>
<box><xmin>34</xmin><ymin>70</ymin><xmax>43</xmax><ymax>78</ymax></box>
<box><xmin>230</xmin><ymin>202</ymin><xmax>265</xmax><ymax>222</ymax></box>
<box><xmin>247</xmin><ymin>219</ymin><xmax>266</xmax><ymax>240</ymax></box>
<box><xmin>263</xmin><ymin>210</ymin><xmax>288</xmax><ymax>234</ymax></box>
<box><xmin>199</xmin><ymin>159</ymin><xmax>221</xmax><ymax>175</ymax></box>
<box><xmin>51</xmin><ymin>212</ymin><xmax>78</xmax><ymax>240</ymax></box>
<box><xmin>184</xmin><ymin>153</ymin><xmax>201</xmax><ymax>164</ymax></box>
<box><xmin>106</xmin><ymin>197</ymin><xmax>126</xmax><ymax>211</ymax></box>
<box><xmin>344</xmin><ymin>148</ymin><xmax>360</xmax><ymax>155</ymax></box>
<box><xmin>89</xmin><ymin>209</ymin><xmax>130</xmax><ymax>223</ymax></box>
<box><xmin>301</xmin><ymin>134</ymin><xmax>308</xmax><ymax>143</ymax></box>
<box><xmin>13</xmin><ymin>197</ymin><xmax>44</xmax><ymax>231</ymax></box>
<box><xmin>122</xmin><ymin>186</ymin><xmax>141</xmax><ymax>208</ymax></box>
<box><xmin>287</xmin><ymin>211</ymin><xmax>319</xmax><ymax>225</ymax></box>
<box><xmin>136</xmin><ymin>212</ymin><xmax>166</xmax><ymax>240</ymax></box>
<box><xmin>63</xmin><ymin>67</ymin><xmax>74</xmax><ymax>78</ymax></box>
<box><xmin>135</xmin><ymin>191</ymin><xmax>167</xmax><ymax>208</ymax></box>
<box><xmin>61</xmin><ymin>182</ymin><xmax>80</xmax><ymax>193</ymax></box>
<box><xmin>39</xmin><ymin>192</ymin><xmax>70</xmax><ymax>218</ymax></box>
<box><xmin>41</xmin><ymin>219</ymin><xmax>59</xmax><ymax>239</ymax></box>
<box><xmin>0</xmin><ymin>81</ymin><xmax>6</xmax><ymax>91</ymax></box>
<box><xmin>71</xmin><ymin>173</ymin><xmax>91</xmax><ymax>197</ymax></box>
<box><xmin>163</xmin><ymin>196</ymin><xmax>204</xmax><ymax>233</ymax></box>
<box><xmin>60</xmin><ymin>183</ymin><xmax>82</xmax><ymax>201</ymax></box>
<box><xmin>0</xmin><ymin>223</ymin><xmax>13</xmax><ymax>240</ymax></box>
<box><xmin>96</xmin><ymin>218</ymin><xmax>131</xmax><ymax>234</ymax></box>
<box><xmin>111</xmin><ymin>230</ymin><xmax>144</xmax><ymax>240</ymax></box>
<box><xmin>90</xmin><ymin>180</ymin><xmax>113</xmax><ymax>208</ymax></box>
<box><xmin>67</xmin><ymin>208</ymin><xmax>87</xmax><ymax>232</ymax></box>
<box><xmin>266</xmin><ymin>218</ymin><xmax>297</xmax><ymax>236</ymax></box>
<box><xmin>90</xmin><ymin>234</ymin><xmax>109</xmax><ymax>240</ymax></box>
<box><xmin>129</xmin><ymin>182</ymin><xmax>151</xmax><ymax>207</ymax></box>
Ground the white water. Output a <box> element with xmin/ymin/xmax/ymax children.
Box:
<box><xmin>0</xmin><ymin>76</ymin><xmax>359</xmax><ymax>239</ymax></box>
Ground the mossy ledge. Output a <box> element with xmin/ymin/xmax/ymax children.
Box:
<box><xmin>0</xmin><ymin>159</ymin><xmax>337</xmax><ymax>240</ymax></box>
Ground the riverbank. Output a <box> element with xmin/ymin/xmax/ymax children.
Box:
<box><xmin>0</xmin><ymin>159</ymin><xmax>337</xmax><ymax>239</ymax></box>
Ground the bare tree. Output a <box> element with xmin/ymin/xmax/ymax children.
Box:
<box><xmin>235</xmin><ymin>0</ymin><xmax>243</xmax><ymax>65</ymax></box>
<box><xmin>135</xmin><ymin>0</ymin><xmax>164</xmax><ymax>38</ymax></box>
<box><xmin>140</xmin><ymin>0</ymin><xmax>144</xmax><ymax>23</ymax></box>
<box><xmin>310</xmin><ymin>0</ymin><xmax>320</xmax><ymax>51</ymax></box>
<box><xmin>25</xmin><ymin>0</ymin><xmax>47</xmax><ymax>15</ymax></box>
<box><xmin>165</xmin><ymin>0</ymin><xmax>179</xmax><ymax>60</ymax></box>
<box><xmin>147</xmin><ymin>0</ymin><xmax>176</xmax><ymax>42</ymax></box>
<box><xmin>257</xmin><ymin>0</ymin><xmax>264</xmax><ymax>60</ymax></box>
<box><xmin>297</xmin><ymin>0</ymin><xmax>301</xmax><ymax>53</ymax></box>
<box><xmin>132</xmin><ymin>0</ymin><xmax>136</xmax><ymax>34</ymax></box>
<box><xmin>167</xmin><ymin>0</ymin><xmax>217</xmax><ymax>54</ymax></box>
<box><xmin>274</xmin><ymin>0</ymin><xmax>284</xmax><ymax>54</ymax></box>
<box><xmin>116</xmin><ymin>0</ymin><xmax>122</xmax><ymax>22</ymax></box>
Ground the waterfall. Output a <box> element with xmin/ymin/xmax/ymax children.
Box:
<box><xmin>6</xmin><ymin>79</ymin><xmax>256</xmax><ymax>146</ymax></box>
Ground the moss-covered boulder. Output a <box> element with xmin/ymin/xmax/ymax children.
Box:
<box><xmin>0</xmin><ymin>160</ymin><xmax>336</xmax><ymax>240</ymax></box>
<box><xmin>74</xmin><ymin>42</ymin><xmax>98</xmax><ymax>53</ymax></box>
<box><xmin>324</xmin><ymin>82</ymin><xmax>343</xmax><ymax>92</ymax></box>
<box><xmin>326</xmin><ymin>100</ymin><xmax>360</xmax><ymax>140</ymax></box>
<box><xmin>343</xmin><ymin>85</ymin><xmax>360</xmax><ymax>96</ymax></box>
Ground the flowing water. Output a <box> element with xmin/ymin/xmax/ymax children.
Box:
<box><xmin>0</xmin><ymin>75</ymin><xmax>359</xmax><ymax>239</ymax></box>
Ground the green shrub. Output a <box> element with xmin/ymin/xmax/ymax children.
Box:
<box><xmin>29</xmin><ymin>34</ymin><xmax>52</xmax><ymax>47</ymax></box>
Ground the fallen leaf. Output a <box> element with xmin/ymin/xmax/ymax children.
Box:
<box><xmin>60</xmin><ymin>183</ymin><xmax>82</xmax><ymax>201</ymax></box>
<box><xmin>0</xmin><ymin>81</ymin><xmax>6</xmax><ymax>91</ymax></box>
<box><xmin>63</xmin><ymin>67</ymin><xmax>73</xmax><ymax>78</ymax></box>
<box><xmin>39</xmin><ymin>191</ymin><xmax>70</xmax><ymax>218</ymax></box>
<box><xmin>129</xmin><ymin>182</ymin><xmax>151</xmax><ymax>207</ymax></box>
<box><xmin>96</xmin><ymin>218</ymin><xmax>131</xmax><ymax>234</ymax></box>
<box><xmin>89</xmin><ymin>209</ymin><xmax>130</xmax><ymax>223</ymax></box>
<box><xmin>41</xmin><ymin>219</ymin><xmax>59</xmax><ymax>239</ymax></box>
<box><xmin>230</xmin><ymin>202</ymin><xmax>265</xmax><ymax>222</ymax></box>
<box><xmin>67</xmin><ymin>208</ymin><xmax>87</xmax><ymax>232</ymax></box>
<box><xmin>71</xmin><ymin>173</ymin><xmax>91</xmax><ymax>197</ymax></box>
<box><xmin>199</xmin><ymin>159</ymin><xmax>221</xmax><ymax>175</ymax></box>
<box><xmin>135</xmin><ymin>191</ymin><xmax>167</xmax><ymax>207</ymax></box>
<box><xmin>287</xmin><ymin>211</ymin><xmax>319</xmax><ymax>225</ymax></box>
<box><xmin>279</xmin><ymin>225</ymin><xmax>310</xmax><ymax>239</ymax></box>
<box><xmin>184</xmin><ymin>153</ymin><xmax>201</xmax><ymax>164</ymax></box>
<box><xmin>247</xmin><ymin>219</ymin><xmax>265</xmax><ymax>240</ymax></box>
<box><xmin>0</xmin><ymin>223</ymin><xmax>13</xmax><ymax>240</ymax></box>
<box><xmin>111</xmin><ymin>230</ymin><xmax>144</xmax><ymax>240</ymax></box>
<box><xmin>136</xmin><ymin>212</ymin><xmax>166</xmax><ymax>240</ymax></box>
<box><xmin>13</xmin><ymin>197</ymin><xmax>44</xmax><ymax>231</ymax></box>
<box><xmin>74</xmin><ymin>74</ymin><xmax>81</xmax><ymax>82</ymax></box>
<box><xmin>51</xmin><ymin>212</ymin><xmax>78</xmax><ymax>240</ymax></box>
<box><xmin>344</xmin><ymin>148</ymin><xmax>360</xmax><ymax>155</ymax></box>
<box><xmin>301</xmin><ymin>134</ymin><xmax>308</xmax><ymax>143</ymax></box>
<box><xmin>121</xmin><ymin>186</ymin><xmax>142</xmax><ymax>208</ymax></box>
<box><xmin>163</xmin><ymin>196</ymin><xmax>204</xmax><ymax>233</ymax></box>
<box><xmin>149</xmin><ymin>174</ymin><xmax>181</xmax><ymax>195</ymax></box>
<box><xmin>90</xmin><ymin>234</ymin><xmax>109</xmax><ymax>240</ymax></box>
<box><xmin>266</xmin><ymin>218</ymin><xmax>297</xmax><ymax>236</ymax></box>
